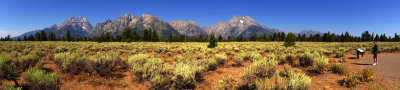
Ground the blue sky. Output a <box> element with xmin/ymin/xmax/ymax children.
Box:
<box><xmin>1</xmin><ymin>0</ymin><xmax>399</xmax><ymax>37</ymax></box>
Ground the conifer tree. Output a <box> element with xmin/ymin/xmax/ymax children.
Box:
<box><xmin>208</xmin><ymin>33</ymin><xmax>218</xmax><ymax>48</ymax></box>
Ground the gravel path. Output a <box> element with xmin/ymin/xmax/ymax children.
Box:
<box><xmin>359</xmin><ymin>53</ymin><xmax>400</xmax><ymax>88</ymax></box>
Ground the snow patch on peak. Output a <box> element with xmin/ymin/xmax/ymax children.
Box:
<box><xmin>240</xmin><ymin>20</ymin><xmax>244</xmax><ymax>24</ymax></box>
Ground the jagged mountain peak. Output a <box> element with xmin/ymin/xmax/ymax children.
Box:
<box><xmin>169</xmin><ymin>20</ymin><xmax>204</xmax><ymax>37</ymax></box>
<box><xmin>57</xmin><ymin>16</ymin><xmax>92</xmax><ymax>31</ymax></box>
<box><xmin>203</xmin><ymin>15</ymin><xmax>273</xmax><ymax>38</ymax></box>
<box><xmin>104</xmin><ymin>18</ymin><xmax>112</xmax><ymax>23</ymax></box>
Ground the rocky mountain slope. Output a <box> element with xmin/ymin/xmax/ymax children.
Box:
<box><xmin>14</xmin><ymin>13</ymin><xmax>296</xmax><ymax>40</ymax></box>
<box><xmin>15</xmin><ymin>16</ymin><xmax>92</xmax><ymax>39</ymax></box>
<box><xmin>169</xmin><ymin>20</ymin><xmax>206</xmax><ymax>37</ymax></box>
<box><xmin>202</xmin><ymin>15</ymin><xmax>276</xmax><ymax>38</ymax></box>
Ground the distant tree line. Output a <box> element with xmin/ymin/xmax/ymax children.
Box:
<box><xmin>1</xmin><ymin>29</ymin><xmax>400</xmax><ymax>42</ymax></box>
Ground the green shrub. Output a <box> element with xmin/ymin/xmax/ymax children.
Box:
<box><xmin>232</xmin><ymin>53</ymin><xmax>245</xmax><ymax>66</ymax></box>
<box><xmin>285</xmin><ymin>53</ymin><xmax>299</xmax><ymax>67</ymax></box>
<box><xmin>87</xmin><ymin>52</ymin><xmax>126</xmax><ymax>77</ymax></box>
<box><xmin>16</xmin><ymin>53</ymin><xmax>40</xmax><ymax>70</ymax></box>
<box><xmin>252</xmin><ymin>58</ymin><xmax>277</xmax><ymax>78</ymax></box>
<box><xmin>311</xmin><ymin>52</ymin><xmax>329</xmax><ymax>74</ymax></box>
<box><xmin>298</xmin><ymin>52</ymin><xmax>313</xmax><ymax>67</ymax></box>
<box><xmin>1</xmin><ymin>81</ymin><xmax>22</xmax><ymax>90</ymax></box>
<box><xmin>360</xmin><ymin>69</ymin><xmax>373</xmax><ymax>82</ymax></box>
<box><xmin>335</xmin><ymin>51</ymin><xmax>346</xmax><ymax>58</ymax></box>
<box><xmin>22</xmin><ymin>68</ymin><xmax>60</xmax><ymax>90</ymax></box>
<box><xmin>215</xmin><ymin>54</ymin><xmax>227</xmax><ymax>65</ymax></box>
<box><xmin>54</xmin><ymin>52</ymin><xmax>86</xmax><ymax>74</ymax></box>
<box><xmin>341</xmin><ymin>74</ymin><xmax>360</xmax><ymax>88</ymax></box>
<box><xmin>216</xmin><ymin>76</ymin><xmax>238</xmax><ymax>90</ymax></box>
<box><xmin>127</xmin><ymin>54</ymin><xmax>150</xmax><ymax>66</ymax></box>
<box><xmin>207</xmin><ymin>57</ymin><xmax>218</xmax><ymax>70</ymax></box>
<box><xmin>54</xmin><ymin>52</ymin><xmax>126</xmax><ymax>77</ymax></box>
<box><xmin>248</xmin><ymin>52</ymin><xmax>262</xmax><ymax>62</ymax></box>
<box><xmin>256</xmin><ymin>78</ymin><xmax>274</xmax><ymax>90</ymax></box>
<box><xmin>128</xmin><ymin>56</ymin><xmax>175</xmax><ymax>89</ymax></box>
<box><xmin>0</xmin><ymin>54</ymin><xmax>15</xmax><ymax>79</ymax></box>
<box><xmin>241</xmin><ymin>67</ymin><xmax>258</xmax><ymax>86</ymax></box>
<box><xmin>284</xmin><ymin>68</ymin><xmax>312</xmax><ymax>90</ymax></box>
<box><xmin>329</xmin><ymin>64</ymin><xmax>348</xmax><ymax>75</ymax></box>
<box><xmin>241</xmin><ymin>58</ymin><xmax>277</xmax><ymax>86</ymax></box>
<box><xmin>172</xmin><ymin>62</ymin><xmax>207</xmax><ymax>89</ymax></box>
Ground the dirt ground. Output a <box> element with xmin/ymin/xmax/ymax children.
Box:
<box><xmin>359</xmin><ymin>53</ymin><xmax>400</xmax><ymax>89</ymax></box>
<box><xmin>7</xmin><ymin>51</ymin><xmax>400</xmax><ymax>90</ymax></box>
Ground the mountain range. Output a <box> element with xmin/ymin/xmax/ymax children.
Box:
<box><xmin>13</xmin><ymin>13</ymin><xmax>320</xmax><ymax>40</ymax></box>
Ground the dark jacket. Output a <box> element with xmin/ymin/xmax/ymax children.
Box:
<box><xmin>373</xmin><ymin>44</ymin><xmax>379</xmax><ymax>53</ymax></box>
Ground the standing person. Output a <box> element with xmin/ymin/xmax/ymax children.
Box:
<box><xmin>373</xmin><ymin>41</ymin><xmax>379</xmax><ymax>65</ymax></box>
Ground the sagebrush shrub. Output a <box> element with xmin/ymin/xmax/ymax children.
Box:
<box><xmin>329</xmin><ymin>64</ymin><xmax>348</xmax><ymax>75</ymax></box>
<box><xmin>241</xmin><ymin>58</ymin><xmax>277</xmax><ymax>87</ymax></box>
<box><xmin>232</xmin><ymin>53</ymin><xmax>245</xmax><ymax>66</ymax></box>
<box><xmin>256</xmin><ymin>78</ymin><xmax>274</xmax><ymax>90</ymax></box>
<box><xmin>335</xmin><ymin>51</ymin><xmax>346</xmax><ymax>58</ymax></box>
<box><xmin>285</xmin><ymin>53</ymin><xmax>299</xmax><ymax>67</ymax></box>
<box><xmin>214</xmin><ymin>54</ymin><xmax>227</xmax><ymax>65</ymax></box>
<box><xmin>22</xmin><ymin>68</ymin><xmax>60</xmax><ymax>90</ymax></box>
<box><xmin>311</xmin><ymin>52</ymin><xmax>328</xmax><ymax>74</ymax></box>
<box><xmin>54</xmin><ymin>52</ymin><xmax>126</xmax><ymax>77</ymax></box>
<box><xmin>0</xmin><ymin>54</ymin><xmax>15</xmax><ymax>79</ymax></box>
<box><xmin>87</xmin><ymin>52</ymin><xmax>126</xmax><ymax>77</ymax></box>
<box><xmin>16</xmin><ymin>53</ymin><xmax>40</xmax><ymax>70</ymax></box>
<box><xmin>216</xmin><ymin>76</ymin><xmax>238</xmax><ymax>90</ymax></box>
<box><xmin>172</xmin><ymin>62</ymin><xmax>207</xmax><ymax>89</ymax></box>
<box><xmin>1</xmin><ymin>81</ymin><xmax>22</xmax><ymax>90</ymax></box>
<box><xmin>207</xmin><ymin>57</ymin><xmax>218</xmax><ymax>70</ymax></box>
<box><xmin>360</xmin><ymin>69</ymin><xmax>373</xmax><ymax>82</ymax></box>
<box><xmin>248</xmin><ymin>52</ymin><xmax>262</xmax><ymax>62</ymax></box>
<box><xmin>341</xmin><ymin>74</ymin><xmax>360</xmax><ymax>87</ymax></box>
<box><xmin>54</xmin><ymin>52</ymin><xmax>86</xmax><ymax>74</ymax></box>
<box><xmin>298</xmin><ymin>52</ymin><xmax>313</xmax><ymax>67</ymax></box>
<box><xmin>284</xmin><ymin>68</ymin><xmax>312</xmax><ymax>90</ymax></box>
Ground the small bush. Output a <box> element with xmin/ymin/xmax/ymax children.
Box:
<box><xmin>1</xmin><ymin>81</ymin><xmax>22</xmax><ymax>90</ymax></box>
<box><xmin>298</xmin><ymin>52</ymin><xmax>313</xmax><ymax>67</ymax></box>
<box><xmin>232</xmin><ymin>53</ymin><xmax>245</xmax><ymax>66</ymax></box>
<box><xmin>172</xmin><ymin>62</ymin><xmax>207</xmax><ymax>89</ymax></box>
<box><xmin>215</xmin><ymin>54</ymin><xmax>227</xmax><ymax>65</ymax></box>
<box><xmin>87</xmin><ymin>52</ymin><xmax>126</xmax><ymax>77</ymax></box>
<box><xmin>16</xmin><ymin>53</ymin><xmax>40</xmax><ymax>71</ymax></box>
<box><xmin>329</xmin><ymin>64</ymin><xmax>348</xmax><ymax>75</ymax></box>
<box><xmin>312</xmin><ymin>52</ymin><xmax>329</xmax><ymax>74</ymax></box>
<box><xmin>341</xmin><ymin>74</ymin><xmax>360</xmax><ymax>88</ymax></box>
<box><xmin>127</xmin><ymin>54</ymin><xmax>150</xmax><ymax>66</ymax></box>
<box><xmin>54</xmin><ymin>52</ymin><xmax>86</xmax><ymax>74</ymax></box>
<box><xmin>0</xmin><ymin>54</ymin><xmax>15</xmax><ymax>79</ymax></box>
<box><xmin>241</xmin><ymin>58</ymin><xmax>277</xmax><ymax>86</ymax></box>
<box><xmin>256</xmin><ymin>78</ymin><xmax>274</xmax><ymax>90</ymax></box>
<box><xmin>241</xmin><ymin>67</ymin><xmax>258</xmax><ymax>86</ymax></box>
<box><xmin>216</xmin><ymin>76</ymin><xmax>238</xmax><ymax>90</ymax></box>
<box><xmin>285</xmin><ymin>53</ymin><xmax>299</xmax><ymax>67</ymax></box>
<box><xmin>207</xmin><ymin>58</ymin><xmax>218</xmax><ymax>70</ymax></box>
<box><xmin>335</xmin><ymin>51</ymin><xmax>346</xmax><ymax>58</ymax></box>
<box><xmin>285</xmin><ymin>68</ymin><xmax>312</xmax><ymax>90</ymax></box>
<box><xmin>252</xmin><ymin>58</ymin><xmax>277</xmax><ymax>78</ymax></box>
<box><xmin>247</xmin><ymin>52</ymin><xmax>262</xmax><ymax>62</ymax></box>
<box><xmin>55</xmin><ymin>52</ymin><xmax>126</xmax><ymax>77</ymax></box>
<box><xmin>22</xmin><ymin>68</ymin><xmax>60</xmax><ymax>90</ymax></box>
<box><xmin>360</xmin><ymin>69</ymin><xmax>373</xmax><ymax>82</ymax></box>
